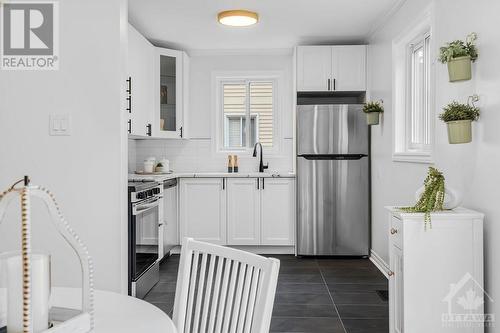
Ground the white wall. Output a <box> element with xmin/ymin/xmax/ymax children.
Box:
<box><xmin>369</xmin><ymin>0</ymin><xmax>500</xmax><ymax>324</ymax></box>
<box><xmin>133</xmin><ymin>51</ymin><xmax>294</xmax><ymax>174</ymax></box>
<box><xmin>0</xmin><ymin>0</ymin><xmax>128</xmax><ymax>293</ymax></box>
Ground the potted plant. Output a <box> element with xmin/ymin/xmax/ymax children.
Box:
<box><xmin>439</xmin><ymin>101</ymin><xmax>480</xmax><ymax>144</ymax></box>
<box><xmin>438</xmin><ymin>33</ymin><xmax>478</xmax><ymax>82</ymax></box>
<box><xmin>399</xmin><ymin>167</ymin><xmax>446</xmax><ymax>230</ymax></box>
<box><xmin>363</xmin><ymin>101</ymin><xmax>383</xmax><ymax>125</ymax></box>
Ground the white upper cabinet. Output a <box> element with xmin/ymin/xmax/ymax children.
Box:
<box><xmin>179</xmin><ymin>178</ymin><xmax>226</xmax><ymax>245</ymax></box>
<box><xmin>154</xmin><ymin>48</ymin><xmax>189</xmax><ymax>139</ymax></box>
<box><xmin>296</xmin><ymin>46</ymin><xmax>332</xmax><ymax>92</ymax></box>
<box><xmin>260</xmin><ymin>178</ymin><xmax>295</xmax><ymax>245</ymax></box>
<box><xmin>332</xmin><ymin>45</ymin><xmax>366</xmax><ymax>91</ymax></box>
<box><xmin>296</xmin><ymin>45</ymin><xmax>366</xmax><ymax>92</ymax></box>
<box><xmin>226</xmin><ymin>178</ymin><xmax>261</xmax><ymax>245</ymax></box>
<box><xmin>127</xmin><ymin>24</ymin><xmax>155</xmax><ymax>137</ymax></box>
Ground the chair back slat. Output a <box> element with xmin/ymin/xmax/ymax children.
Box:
<box><xmin>243</xmin><ymin>268</ymin><xmax>261</xmax><ymax>333</ymax></box>
<box><xmin>173</xmin><ymin>238</ymin><xmax>280</xmax><ymax>333</ymax></box>
<box><xmin>199</xmin><ymin>254</ymin><xmax>217</xmax><ymax>332</ymax></box>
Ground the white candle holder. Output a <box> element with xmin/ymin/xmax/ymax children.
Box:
<box><xmin>0</xmin><ymin>177</ymin><xmax>94</xmax><ymax>333</ymax></box>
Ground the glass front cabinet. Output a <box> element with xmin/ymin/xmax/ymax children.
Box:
<box><xmin>155</xmin><ymin>48</ymin><xmax>189</xmax><ymax>139</ymax></box>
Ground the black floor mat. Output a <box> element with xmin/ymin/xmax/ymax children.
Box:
<box><xmin>376</xmin><ymin>290</ymin><xmax>389</xmax><ymax>301</ymax></box>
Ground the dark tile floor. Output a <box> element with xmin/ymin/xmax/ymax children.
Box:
<box><xmin>144</xmin><ymin>254</ymin><xmax>389</xmax><ymax>333</ymax></box>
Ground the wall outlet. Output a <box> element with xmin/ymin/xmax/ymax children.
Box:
<box><xmin>49</xmin><ymin>114</ymin><xmax>71</xmax><ymax>136</ymax></box>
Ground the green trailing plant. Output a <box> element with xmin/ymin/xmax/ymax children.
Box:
<box><xmin>439</xmin><ymin>101</ymin><xmax>480</xmax><ymax>122</ymax></box>
<box><xmin>438</xmin><ymin>33</ymin><xmax>478</xmax><ymax>63</ymax></box>
<box><xmin>399</xmin><ymin>167</ymin><xmax>446</xmax><ymax>229</ymax></box>
<box><xmin>363</xmin><ymin>101</ymin><xmax>384</xmax><ymax>114</ymax></box>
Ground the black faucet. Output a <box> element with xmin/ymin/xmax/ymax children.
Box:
<box><xmin>253</xmin><ymin>142</ymin><xmax>269</xmax><ymax>173</ymax></box>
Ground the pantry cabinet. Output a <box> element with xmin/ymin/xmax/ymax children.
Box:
<box><xmin>296</xmin><ymin>45</ymin><xmax>366</xmax><ymax>92</ymax></box>
<box><xmin>386</xmin><ymin>207</ymin><xmax>484</xmax><ymax>333</ymax></box>
<box><xmin>127</xmin><ymin>24</ymin><xmax>155</xmax><ymax>137</ymax></box>
<box><xmin>179</xmin><ymin>178</ymin><xmax>226</xmax><ymax>244</ymax></box>
<box><xmin>179</xmin><ymin>177</ymin><xmax>295</xmax><ymax>247</ymax></box>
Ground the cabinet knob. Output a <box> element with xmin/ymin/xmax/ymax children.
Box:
<box><xmin>388</xmin><ymin>270</ymin><xmax>394</xmax><ymax>277</ymax></box>
<box><xmin>390</xmin><ymin>228</ymin><xmax>398</xmax><ymax>235</ymax></box>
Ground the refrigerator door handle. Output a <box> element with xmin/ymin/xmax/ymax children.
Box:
<box><xmin>298</xmin><ymin>154</ymin><xmax>368</xmax><ymax>160</ymax></box>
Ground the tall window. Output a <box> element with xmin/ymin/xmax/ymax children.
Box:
<box><xmin>392</xmin><ymin>10</ymin><xmax>433</xmax><ymax>163</ymax></box>
<box><xmin>221</xmin><ymin>80</ymin><xmax>274</xmax><ymax>150</ymax></box>
<box><xmin>408</xmin><ymin>32</ymin><xmax>431</xmax><ymax>151</ymax></box>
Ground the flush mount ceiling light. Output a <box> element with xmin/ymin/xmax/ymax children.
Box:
<box><xmin>218</xmin><ymin>10</ymin><xmax>259</xmax><ymax>27</ymax></box>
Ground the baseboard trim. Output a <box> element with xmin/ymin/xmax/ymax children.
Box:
<box><xmin>170</xmin><ymin>245</ymin><xmax>295</xmax><ymax>255</ymax></box>
<box><xmin>370</xmin><ymin>249</ymin><xmax>390</xmax><ymax>279</ymax></box>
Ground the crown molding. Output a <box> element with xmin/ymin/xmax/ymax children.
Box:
<box><xmin>187</xmin><ymin>48</ymin><xmax>293</xmax><ymax>57</ymax></box>
<box><xmin>367</xmin><ymin>0</ymin><xmax>408</xmax><ymax>41</ymax></box>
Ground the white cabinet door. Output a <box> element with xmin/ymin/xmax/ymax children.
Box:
<box><xmin>179</xmin><ymin>178</ymin><xmax>226</xmax><ymax>245</ymax></box>
<box><xmin>332</xmin><ymin>45</ymin><xmax>366</xmax><ymax>91</ymax></box>
<box><xmin>226</xmin><ymin>178</ymin><xmax>261</xmax><ymax>245</ymax></box>
<box><xmin>163</xmin><ymin>184</ymin><xmax>178</xmax><ymax>247</ymax></box>
<box><xmin>154</xmin><ymin>48</ymin><xmax>188</xmax><ymax>139</ymax></box>
<box><xmin>128</xmin><ymin>24</ymin><xmax>154</xmax><ymax>137</ymax></box>
<box><xmin>260</xmin><ymin>178</ymin><xmax>295</xmax><ymax>245</ymax></box>
<box><xmin>389</xmin><ymin>243</ymin><xmax>404</xmax><ymax>333</ymax></box>
<box><xmin>296</xmin><ymin>46</ymin><xmax>332</xmax><ymax>92</ymax></box>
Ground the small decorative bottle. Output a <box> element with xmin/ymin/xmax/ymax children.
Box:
<box><xmin>227</xmin><ymin>155</ymin><xmax>233</xmax><ymax>173</ymax></box>
<box><xmin>233</xmin><ymin>155</ymin><xmax>239</xmax><ymax>173</ymax></box>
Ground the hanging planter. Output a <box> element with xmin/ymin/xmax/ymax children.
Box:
<box><xmin>439</xmin><ymin>33</ymin><xmax>478</xmax><ymax>82</ymax></box>
<box><xmin>439</xmin><ymin>99</ymin><xmax>480</xmax><ymax>144</ymax></box>
<box><xmin>363</xmin><ymin>101</ymin><xmax>383</xmax><ymax>125</ymax></box>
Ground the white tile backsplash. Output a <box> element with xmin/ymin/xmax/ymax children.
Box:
<box><xmin>131</xmin><ymin>138</ymin><xmax>293</xmax><ymax>174</ymax></box>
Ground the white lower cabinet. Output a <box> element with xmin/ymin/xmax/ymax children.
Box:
<box><xmin>261</xmin><ymin>178</ymin><xmax>295</xmax><ymax>245</ymax></box>
<box><xmin>179</xmin><ymin>178</ymin><xmax>226</xmax><ymax>245</ymax></box>
<box><xmin>226</xmin><ymin>178</ymin><xmax>261</xmax><ymax>245</ymax></box>
<box><xmin>386</xmin><ymin>207</ymin><xmax>484</xmax><ymax>333</ymax></box>
<box><xmin>180</xmin><ymin>177</ymin><xmax>295</xmax><ymax>247</ymax></box>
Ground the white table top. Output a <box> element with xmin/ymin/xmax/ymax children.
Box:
<box><xmin>51</xmin><ymin>288</ymin><xmax>177</xmax><ymax>333</ymax></box>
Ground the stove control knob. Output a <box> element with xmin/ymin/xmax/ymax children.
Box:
<box><xmin>137</xmin><ymin>192</ymin><xmax>146</xmax><ymax>199</ymax></box>
<box><xmin>147</xmin><ymin>190</ymin><xmax>153</xmax><ymax>197</ymax></box>
<box><xmin>153</xmin><ymin>188</ymin><xmax>160</xmax><ymax>195</ymax></box>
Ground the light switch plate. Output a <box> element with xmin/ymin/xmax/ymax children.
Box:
<box><xmin>49</xmin><ymin>114</ymin><xmax>71</xmax><ymax>136</ymax></box>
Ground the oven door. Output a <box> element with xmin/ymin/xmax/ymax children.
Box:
<box><xmin>130</xmin><ymin>197</ymin><xmax>160</xmax><ymax>283</ymax></box>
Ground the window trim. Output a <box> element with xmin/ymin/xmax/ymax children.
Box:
<box><xmin>392</xmin><ymin>6</ymin><xmax>435</xmax><ymax>164</ymax></box>
<box><xmin>213</xmin><ymin>71</ymin><xmax>283</xmax><ymax>156</ymax></box>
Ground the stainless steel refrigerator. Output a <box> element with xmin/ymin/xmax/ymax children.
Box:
<box><xmin>296</xmin><ymin>104</ymin><xmax>369</xmax><ymax>256</ymax></box>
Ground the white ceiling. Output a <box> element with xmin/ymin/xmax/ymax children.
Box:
<box><xmin>128</xmin><ymin>0</ymin><xmax>401</xmax><ymax>51</ymax></box>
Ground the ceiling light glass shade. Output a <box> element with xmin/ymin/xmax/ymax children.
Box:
<box><xmin>218</xmin><ymin>10</ymin><xmax>259</xmax><ymax>26</ymax></box>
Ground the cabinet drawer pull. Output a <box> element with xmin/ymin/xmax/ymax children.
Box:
<box><xmin>333</xmin><ymin>78</ymin><xmax>336</xmax><ymax>91</ymax></box>
<box><xmin>390</xmin><ymin>228</ymin><xmax>398</xmax><ymax>235</ymax></box>
<box><xmin>327</xmin><ymin>78</ymin><xmax>331</xmax><ymax>91</ymax></box>
<box><xmin>388</xmin><ymin>270</ymin><xmax>394</xmax><ymax>277</ymax></box>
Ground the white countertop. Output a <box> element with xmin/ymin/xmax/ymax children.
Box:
<box><xmin>128</xmin><ymin>171</ymin><xmax>296</xmax><ymax>182</ymax></box>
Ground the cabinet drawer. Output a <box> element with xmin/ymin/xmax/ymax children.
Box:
<box><xmin>390</xmin><ymin>216</ymin><xmax>403</xmax><ymax>248</ymax></box>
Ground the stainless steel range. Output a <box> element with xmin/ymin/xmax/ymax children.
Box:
<box><xmin>128</xmin><ymin>180</ymin><xmax>162</xmax><ymax>298</ymax></box>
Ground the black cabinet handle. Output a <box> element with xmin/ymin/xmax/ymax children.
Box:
<box><xmin>333</xmin><ymin>78</ymin><xmax>336</xmax><ymax>91</ymax></box>
<box><xmin>128</xmin><ymin>119</ymin><xmax>131</xmax><ymax>134</ymax></box>
<box><xmin>222</xmin><ymin>178</ymin><xmax>225</xmax><ymax>190</ymax></box>
<box><xmin>147</xmin><ymin>124</ymin><xmax>152</xmax><ymax>136</ymax></box>
<box><xmin>327</xmin><ymin>78</ymin><xmax>331</xmax><ymax>91</ymax></box>
<box><xmin>126</xmin><ymin>76</ymin><xmax>132</xmax><ymax>95</ymax></box>
<box><xmin>262</xmin><ymin>178</ymin><xmax>265</xmax><ymax>190</ymax></box>
<box><xmin>126</xmin><ymin>96</ymin><xmax>131</xmax><ymax>113</ymax></box>
<box><xmin>257</xmin><ymin>178</ymin><xmax>259</xmax><ymax>190</ymax></box>
<box><xmin>180</xmin><ymin>126</ymin><xmax>183</xmax><ymax>138</ymax></box>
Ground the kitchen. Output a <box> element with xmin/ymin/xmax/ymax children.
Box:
<box><xmin>0</xmin><ymin>0</ymin><xmax>499</xmax><ymax>333</ymax></box>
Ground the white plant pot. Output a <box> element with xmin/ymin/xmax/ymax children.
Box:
<box><xmin>415</xmin><ymin>186</ymin><xmax>462</xmax><ymax>210</ymax></box>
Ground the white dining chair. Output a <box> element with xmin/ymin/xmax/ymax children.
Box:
<box><xmin>172</xmin><ymin>238</ymin><xmax>280</xmax><ymax>333</ymax></box>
